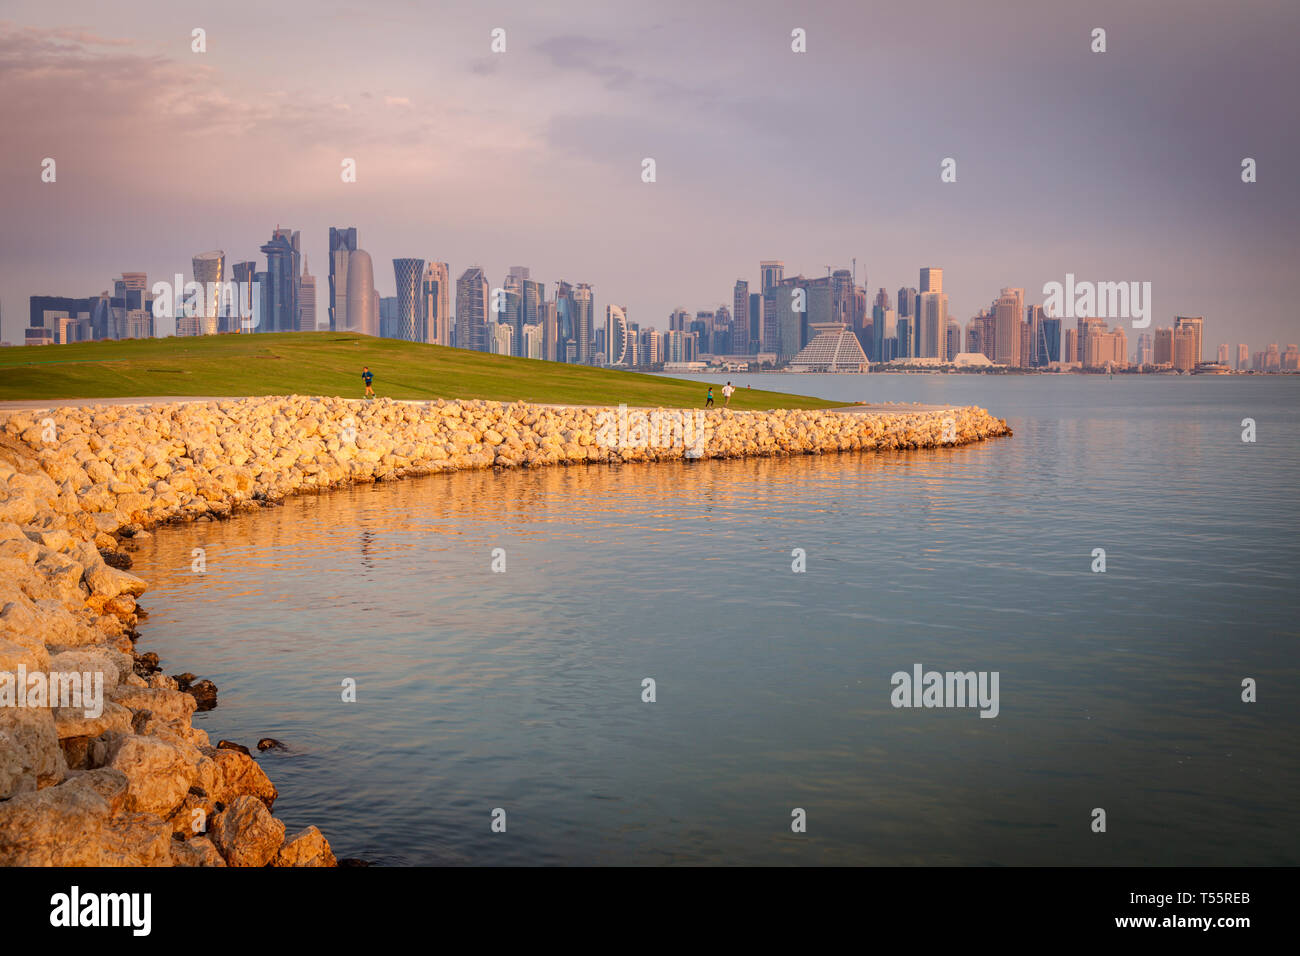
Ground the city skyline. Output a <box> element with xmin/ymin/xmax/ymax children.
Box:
<box><xmin>2</xmin><ymin>1</ymin><xmax>1297</xmax><ymax>348</ymax></box>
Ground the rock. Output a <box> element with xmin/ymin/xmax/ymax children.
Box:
<box><xmin>105</xmin><ymin>733</ymin><xmax>198</xmax><ymax>816</ymax></box>
<box><xmin>206</xmin><ymin>746</ymin><xmax>278</xmax><ymax>810</ymax></box>
<box><xmin>217</xmin><ymin>739</ymin><xmax>252</xmax><ymax>757</ymax></box>
<box><xmin>0</xmin><ymin>708</ymin><xmax>66</xmax><ymax>798</ymax></box>
<box><xmin>186</xmin><ymin>678</ymin><xmax>218</xmax><ymax>711</ymax></box>
<box><xmin>133</xmin><ymin>651</ymin><xmax>161</xmax><ymax>677</ymax></box>
<box><xmin>256</xmin><ymin>737</ymin><xmax>286</xmax><ymax>752</ymax></box>
<box><xmin>274</xmin><ymin>825</ymin><xmax>337</xmax><ymax>867</ymax></box>
<box><xmin>172</xmin><ymin>672</ymin><xmax>196</xmax><ymax>691</ymax></box>
<box><xmin>0</xmin><ymin>769</ymin><xmax>171</xmax><ymax>866</ymax></box>
<box><xmin>101</xmin><ymin>550</ymin><xmax>133</xmax><ymax>570</ymax></box>
<box><xmin>169</xmin><ymin>835</ymin><xmax>227</xmax><ymax>867</ymax></box>
<box><xmin>210</xmin><ymin>795</ymin><xmax>286</xmax><ymax>867</ymax></box>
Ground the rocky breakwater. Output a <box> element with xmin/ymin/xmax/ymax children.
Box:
<box><xmin>0</xmin><ymin>395</ymin><xmax>1009</xmax><ymax>866</ymax></box>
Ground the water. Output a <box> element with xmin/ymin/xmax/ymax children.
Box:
<box><xmin>128</xmin><ymin>374</ymin><xmax>1300</xmax><ymax>865</ymax></box>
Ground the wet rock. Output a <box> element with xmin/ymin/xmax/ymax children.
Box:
<box><xmin>186</xmin><ymin>678</ymin><xmax>218</xmax><ymax>711</ymax></box>
<box><xmin>217</xmin><ymin>740</ymin><xmax>252</xmax><ymax>757</ymax></box>
<box><xmin>256</xmin><ymin>737</ymin><xmax>286</xmax><ymax>752</ymax></box>
<box><xmin>274</xmin><ymin>825</ymin><xmax>337</xmax><ymax>867</ymax></box>
<box><xmin>133</xmin><ymin>651</ymin><xmax>161</xmax><ymax>678</ymax></box>
<box><xmin>100</xmin><ymin>550</ymin><xmax>133</xmax><ymax>570</ymax></box>
<box><xmin>210</xmin><ymin>795</ymin><xmax>285</xmax><ymax>867</ymax></box>
<box><xmin>172</xmin><ymin>672</ymin><xmax>196</xmax><ymax>692</ymax></box>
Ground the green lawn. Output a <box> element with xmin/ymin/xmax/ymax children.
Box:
<box><xmin>0</xmin><ymin>332</ymin><xmax>837</xmax><ymax>409</ymax></box>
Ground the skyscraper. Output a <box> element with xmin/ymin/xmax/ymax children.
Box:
<box><xmin>259</xmin><ymin>228</ymin><xmax>300</xmax><ymax>334</ymax></box>
<box><xmin>573</xmin><ymin>283</ymin><xmax>595</xmax><ymax>363</ymax></box>
<box><xmin>298</xmin><ymin>258</ymin><xmax>316</xmax><ymax>331</ymax></box>
<box><xmin>919</xmin><ymin>267</ymin><xmax>943</xmax><ymax>294</ymax></box>
<box><xmin>993</xmin><ymin>289</ymin><xmax>1022</xmax><ymax>367</ymax></box>
<box><xmin>1174</xmin><ymin>316</ymin><xmax>1204</xmax><ymax>367</ymax></box>
<box><xmin>919</xmin><ymin>290</ymin><xmax>948</xmax><ymax>358</ymax></box>
<box><xmin>1236</xmin><ymin>343</ymin><xmax>1249</xmax><ymax>370</ymax></box>
<box><xmin>760</xmin><ymin>260</ymin><xmax>784</xmax><ymax>293</ymax></box>
<box><xmin>555</xmin><ymin>281</ymin><xmax>575</xmax><ymax>360</ymax></box>
<box><xmin>1216</xmin><ymin>343</ymin><xmax>1230</xmax><ymax>365</ymax></box>
<box><xmin>392</xmin><ymin>258</ymin><xmax>425</xmax><ymax>342</ymax></box>
<box><xmin>186</xmin><ymin>251</ymin><xmax>224</xmax><ymax>337</ymax></box>
<box><xmin>733</xmin><ymin>280</ymin><xmax>750</xmax><ymax>354</ymax></box>
<box><xmin>457</xmin><ymin>267</ymin><xmax>490</xmax><ymax>351</ymax></box>
<box><xmin>344</xmin><ymin>249</ymin><xmax>377</xmax><ymax>336</ymax></box>
<box><xmin>328</xmin><ymin>227</ymin><xmax>357</xmax><ymax>332</ymax></box>
<box><xmin>606</xmin><ymin>304</ymin><xmax>629</xmax><ymax>365</ymax></box>
<box><xmin>421</xmin><ymin>261</ymin><xmax>451</xmax><ymax>346</ymax></box>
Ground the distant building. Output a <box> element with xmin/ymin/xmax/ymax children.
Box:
<box><xmin>732</xmin><ymin>280</ymin><xmax>750</xmax><ymax>355</ymax></box>
<box><xmin>328</xmin><ymin>227</ymin><xmax>358</xmax><ymax>332</ymax></box>
<box><xmin>605</xmin><ymin>304</ymin><xmax>629</xmax><ymax>365</ymax></box>
<box><xmin>456</xmin><ymin>267</ymin><xmax>490</xmax><ymax>351</ymax></box>
<box><xmin>259</xmin><ymin>228</ymin><xmax>300</xmax><ymax>334</ymax></box>
<box><xmin>422</xmin><ymin>261</ymin><xmax>451</xmax><ymax>346</ymax></box>
<box><xmin>298</xmin><ymin>258</ymin><xmax>317</xmax><ymax>331</ymax></box>
<box><xmin>344</xmin><ymin>249</ymin><xmax>378</xmax><ymax>336</ymax></box>
<box><xmin>1174</xmin><ymin>316</ymin><xmax>1204</xmax><ymax>368</ymax></box>
<box><xmin>184</xmin><ymin>251</ymin><xmax>224</xmax><ymax>336</ymax></box>
<box><xmin>789</xmin><ymin>328</ymin><xmax>868</xmax><ymax>373</ymax></box>
<box><xmin>392</xmin><ymin>258</ymin><xmax>425</xmax><ymax>342</ymax></box>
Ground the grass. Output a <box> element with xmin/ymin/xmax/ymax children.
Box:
<box><xmin>0</xmin><ymin>332</ymin><xmax>839</xmax><ymax>409</ymax></box>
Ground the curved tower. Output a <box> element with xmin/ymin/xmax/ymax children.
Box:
<box><xmin>346</xmin><ymin>249</ymin><xmax>377</xmax><ymax>336</ymax></box>
<box><xmin>393</xmin><ymin>258</ymin><xmax>425</xmax><ymax>342</ymax></box>
<box><xmin>190</xmin><ymin>250</ymin><xmax>224</xmax><ymax>336</ymax></box>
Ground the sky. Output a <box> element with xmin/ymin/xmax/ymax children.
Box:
<box><xmin>1</xmin><ymin>0</ymin><xmax>1297</xmax><ymax>349</ymax></box>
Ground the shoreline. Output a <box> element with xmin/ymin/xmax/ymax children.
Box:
<box><xmin>0</xmin><ymin>395</ymin><xmax>1011</xmax><ymax>866</ymax></box>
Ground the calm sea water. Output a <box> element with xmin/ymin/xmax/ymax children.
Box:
<box><xmin>129</xmin><ymin>374</ymin><xmax>1300</xmax><ymax>865</ymax></box>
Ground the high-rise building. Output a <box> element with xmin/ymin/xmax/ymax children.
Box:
<box><xmin>1063</xmin><ymin>328</ymin><xmax>1078</xmax><ymax>364</ymax></box>
<box><xmin>1154</xmin><ymin>327</ymin><xmax>1174</xmax><ymax>365</ymax></box>
<box><xmin>521</xmin><ymin>323</ymin><xmax>543</xmax><ymax>360</ymax></box>
<box><xmin>392</xmin><ymin>258</ymin><xmax>425</xmax><ymax>342</ymax></box>
<box><xmin>1216</xmin><ymin>343</ymin><xmax>1230</xmax><ymax>365</ymax></box>
<box><xmin>328</xmin><ymin>227</ymin><xmax>358</xmax><ymax>332</ymax></box>
<box><xmin>919</xmin><ymin>267</ymin><xmax>943</xmax><ymax>294</ymax></box>
<box><xmin>421</xmin><ymin>261</ymin><xmax>450</xmax><ymax>345</ymax></box>
<box><xmin>573</xmin><ymin>284</ymin><xmax>594</xmax><ymax>363</ymax></box>
<box><xmin>606</xmin><ymin>304</ymin><xmax>629</xmax><ymax>365</ymax></box>
<box><xmin>1174</xmin><ymin>316</ymin><xmax>1204</xmax><ymax>367</ymax></box>
<box><xmin>542</xmin><ymin>300</ymin><xmax>558</xmax><ymax>362</ymax></box>
<box><xmin>1136</xmin><ymin>332</ymin><xmax>1154</xmax><ymax>366</ymax></box>
<box><xmin>668</xmin><ymin>308</ymin><xmax>689</xmax><ymax>332</ymax></box>
<box><xmin>919</xmin><ymin>290</ymin><xmax>949</xmax><ymax>358</ymax></box>
<box><xmin>732</xmin><ymin>280</ymin><xmax>750</xmax><ymax>354</ymax></box>
<box><xmin>457</xmin><ymin>267</ymin><xmax>490</xmax><ymax>351</ymax></box>
<box><xmin>993</xmin><ymin>290</ymin><xmax>1022</xmax><ymax>367</ymax></box>
<box><xmin>259</xmin><ymin>228</ymin><xmax>300</xmax><ymax>334</ymax></box>
<box><xmin>344</xmin><ymin>249</ymin><xmax>378</xmax><ymax>336</ymax></box>
<box><xmin>490</xmin><ymin>322</ymin><xmax>513</xmax><ymax>356</ymax></box>
<box><xmin>185</xmin><ymin>251</ymin><xmax>224</xmax><ymax>336</ymax></box>
<box><xmin>1173</xmin><ymin>326</ymin><xmax>1198</xmax><ymax>371</ymax></box>
<box><xmin>760</xmin><ymin>260</ymin><xmax>784</xmax><ymax>293</ymax></box>
<box><xmin>1236</xmin><ymin>343</ymin><xmax>1249</xmax><ymax>370</ymax></box>
<box><xmin>298</xmin><ymin>258</ymin><xmax>316</xmax><ymax>331</ymax></box>
<box><xmin>555</xmin><ymin>281</ymin><xmax>575</xmax><ymax>360</ymax></box>
<box><xmin>229</xmin><ymin>261</ymin><xmax>256</xmax><ymax>333</ymax></box>
<box><xmin>1083</xmin><ymin>325</ymin><xmax>1127</xmax><ymax>368</ymax></box>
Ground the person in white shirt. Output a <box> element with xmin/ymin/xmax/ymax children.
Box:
<box><xmin>721</xmin><ymin>382</ymin><xmax>736</xmax><ymax>406</ymax></box>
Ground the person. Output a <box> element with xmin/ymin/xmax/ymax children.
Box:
<box><xmin>362</xmin><ymin>366</ymin><xmax>374</xmax><ymax>399</ymax></box>
<box><xmin>705</xmin><ymin>386</ymin><xmax>714</xmax><ymax>408</ymax></box>
<box><xmin>721</xmin><ymin>381</ymin><xmax>735</xmax><ymax>406</ymax></box>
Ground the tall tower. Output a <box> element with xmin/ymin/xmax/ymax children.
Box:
<box><xmin>189</xmin><ymin>251</ymin><xmax>224</xmax><ymax>336</ymax></box>
<box><xmin>421</xmin><ymin>261</ymin><xmax>451</xmax><ymax>345</ymax></box>
<box><xmin>328</xmin><ymin>227</ymin><xmax>357</xmax><ymax>332</ymax></box>
<box><xmin>1174</xmin><ymin>316</ymin><xmax>1204</xmax><ymax>366</ymax></box>
<box><xmin>298</xmin><ymin>257</ymin><xmax>317</xmax><ymax>331</ymax></box>
<box><xmin>345</xmin><ymin>249</ymin><xmax>377</xmax><ymax>336</ymax></box>
<box><xmin>392</xmin><ymin>258</ymin><xmax>425</xmax><ymax>342</ymax></box>
<box><xmin>259</xmin><ymin>229</ymin><xmax>300</xmax><ymax>334</ymax></box>
<box><xmin>456</xmin><ymin>267</ymin><xmax>490</xmax><ymax>351</ymax></box>
<box><xmin>573</xmin><ymin>283</ymin><xmax>595</xmax><ymax>363</ymax></box>
<box><xmin>732</xmin><ymin>280</ymin><xmax>750</xmax><ymax>354</ymax></box>
<box><xmin>606</xmin><ymin>304</ymin><xmax>629</xmax><ymax>365</ymax></box>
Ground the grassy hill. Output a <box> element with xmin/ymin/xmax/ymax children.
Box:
<box><xmin>0</xmin><ymin>332</ymin><xmax>836</xmax><ymax>409</ymax></box>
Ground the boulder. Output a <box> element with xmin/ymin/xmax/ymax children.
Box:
<box><xmin>210</xmin><ymin>795</ymin><xmax>286</xmax><ymax>867</ymax></box>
